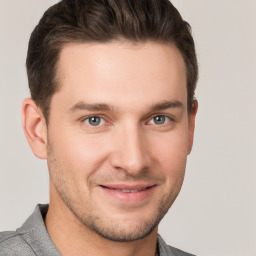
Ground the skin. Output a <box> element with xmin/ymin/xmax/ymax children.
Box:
<box><xmin>22</xmin><ymin>41</ymin><xmax>197</xmax><ymax>256</ymax></box>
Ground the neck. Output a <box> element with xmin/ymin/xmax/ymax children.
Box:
<box><xmin>45</xmin><ymin>189</ymin><xmax>158</xmax><ymax>256</ymax></box>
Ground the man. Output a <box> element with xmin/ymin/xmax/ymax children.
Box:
<box><xmin>0</xmin><ymin>0</ymin><xmax>198</xmax><ymax>255</ymax></box>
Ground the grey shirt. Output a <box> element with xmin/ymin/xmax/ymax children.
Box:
<box><xmin>0</xmin><ymin>204</ymin><xmax>195</xmax><ymax>256</ymax></box>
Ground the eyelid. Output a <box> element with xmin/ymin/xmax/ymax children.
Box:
<box><xmin>81</xmin><ymin>115</ymin><xmax>110</xmax><ymax>127</ymax></box>
<box><xmin>80</xmin><ymin>113</ymin><xmax>175</xmax><ymax>127</ymax></box>
<box><xmin>146</xmin><ymin>114</ymin><xmax>175</xmax><ymax>125</ymax></box>
<box><xmin>85</xmin><ymin>116</ymin><xmax>105</xmax><ymax>125</ymax></box>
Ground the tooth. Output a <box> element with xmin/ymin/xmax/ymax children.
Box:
<box><xmin>118</xmin><ymin>188</ymin><xmax>145</xmax><ymax>193</ymax></box>
<box><xmin>121</xmin><ymin>189</ymin><xmax>132</xmax><ymax>193</ymax></box>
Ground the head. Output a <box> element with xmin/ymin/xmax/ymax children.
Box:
<box><xmin>23</xmin><ymin>0</ymin><xmax>198</xmax><ymax>243</ymax></box>
<box><xmin>26</xmin><ymin>0</ymin><xmax>198</xmax><ymax>124</ymax></box>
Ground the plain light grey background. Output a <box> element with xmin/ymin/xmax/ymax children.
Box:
<box><xmin>0</xmin><ymin>1</ymin><xmax>255</xmax><ymax>255</ymax></box>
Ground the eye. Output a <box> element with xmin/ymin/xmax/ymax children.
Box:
<box><xmin>148</xmin><ymin>115</ymin><xmax>171</xmax><ymax>125</ymax></box>
<box><xmin>84</xmin><ymin>116</ymin><xmax>106</xmax><ymax>126</ymax></box>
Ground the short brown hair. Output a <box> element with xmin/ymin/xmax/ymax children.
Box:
<box><xmin>26</xmin><ymin>0</ymin><xmax>198</xmax><ymax>123</ymax></box>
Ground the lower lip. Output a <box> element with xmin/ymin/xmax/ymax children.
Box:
<box><xmin>98</xmin><ymin>186</ymin><xmax>156</xmax><ymax>205</ymax></box>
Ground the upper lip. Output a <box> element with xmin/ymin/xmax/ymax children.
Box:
<box><xmin>99</xmin><ymin>183</ymin><xmax>156</xmax><ymax>190</ymax></box>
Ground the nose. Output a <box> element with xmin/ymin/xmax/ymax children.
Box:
<box><xmin>109</xmin><ymin>124</ymin><xmax>150</xmax><ymax>176</ymax></box>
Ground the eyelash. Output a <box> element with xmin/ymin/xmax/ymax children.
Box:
<box><xmin>147</xmin><ymin>115</ymin><xmax>173</xmax><ymax>125</ymax></box>
<box><xmin>82</xmin><ymin>114</ymin><xmax>175</xmax><ymax>127</ymax></box>
<box><xmin>83</xmin><ymin>116</ymin><xmax>108</xmax><ymax>127</ymax></box>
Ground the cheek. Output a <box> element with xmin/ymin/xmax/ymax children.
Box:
<box><xmin>148</xmin><ymin>128</ymin><xmax>189</xmax><ymax>177</ymax></box>
<box><xmin>150</xmin><ymin>127</ymin><xmax>189</xmax><ymax>158</ymax></box>
<box><xmin>49</xmin><ymin>129</ymin><xmax>111</xmax><ymax>178</ymax></box>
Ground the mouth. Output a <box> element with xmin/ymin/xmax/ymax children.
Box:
<box><xmin>100</xmin><ymin>185</ymin><xmax>155</xmax><ymax>193</ymax></box>
<box><xmin>98</xmin><ymin>184</ymin><xmax>157</xmax><ymax>204</ymax></box>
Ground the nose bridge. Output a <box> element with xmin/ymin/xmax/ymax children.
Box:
<box><xmin>111</xmin><ymin>121</ymin><xmax>149</xmax><ymax>174</ymax></box>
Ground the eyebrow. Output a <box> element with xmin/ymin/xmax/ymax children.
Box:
<box><xmin>68</xmin><ymin>100</ymin><xmax>183</xmax><ymax>113</ymax></box>
<box><xmin>68</xmin><ymin>101</ymin><xmax>113</xmax><ymax>113</ymax></box>
<box><xmin>149</xmin><ymin>100</ymin><xmax>183</xmax><ymax>112</ymax></box>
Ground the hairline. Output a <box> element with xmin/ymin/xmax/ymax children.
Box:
<box><xmin>42</xmin><ymin>39</ymin><xmax>192</xmax><ymax>125</ymax></box>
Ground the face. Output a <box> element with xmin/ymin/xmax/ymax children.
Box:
<box><xmin>46</xmin><ymin>41</ymin><xmax>196</xmax><ymax>242</ymax></box>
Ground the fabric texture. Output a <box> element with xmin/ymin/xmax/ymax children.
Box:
<box><xmin>0</xmin><ymin>204</ymin><xmax>195</xmax><ymax>256</ymax></box>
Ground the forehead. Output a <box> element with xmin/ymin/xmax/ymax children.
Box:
<box><xmin>54</xmin><ymin>41</ymin><xmax>187</xmax><ymax>111</ymax></box>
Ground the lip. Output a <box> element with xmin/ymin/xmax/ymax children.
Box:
<box><xmin>98</xmin><ymin>183</ymin><xmax>157</xmax><ymax>205</ymax></box>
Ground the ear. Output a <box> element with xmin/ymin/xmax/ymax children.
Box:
<box><xmin>187</xmin><ymin>100</ymin><xmax>198</xmax><ymax>155</ymax></box>
<box><xmin>22</xmin><ymin>98</ymin><xmax>48</xmax><ymax>159</ymax></box>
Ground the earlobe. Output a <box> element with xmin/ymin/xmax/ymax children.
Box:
<box><xmin>22</xmin><ymin>98</ymin><xmax>48</xmax><ymax>159</ymax></box>
<box><xmin>187</xmin><ymin>100</ymin><xmax>198</xmax><ymax>155</ymax></box>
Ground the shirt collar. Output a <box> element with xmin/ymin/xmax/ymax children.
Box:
<box><xmin>16</xmin><ymin>204</ymin><xmax>178</xmax><ymax>256</ymax></box>
<box><xmin>16</xmin><ymin>204</ymin><xmax>61</xmax><ymax>256</ymax></box>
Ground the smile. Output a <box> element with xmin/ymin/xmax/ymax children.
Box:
<box><xmin>100</xmin><ymin>185</ymin><xmax>153</xmax><ymax>193</ymax></box>
<box><xmin>98</xmin><ymin>184</ymin><xmax>157</xmax><ymax>204</ymax></box>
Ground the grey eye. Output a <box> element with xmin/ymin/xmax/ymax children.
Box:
<box><xmin>154</xmin><ymin>115</ymin><xmax>166</xmax><ymax>124</ymax></box>
<box><xmin>84</xmin><ymin>116</ymin><xmax>105</xmax><ymax>126</ymax></box>
<box><xmin>149</xmin><ymin>115</ymin><xmax>170</xmax><ymax>125</ymax></box>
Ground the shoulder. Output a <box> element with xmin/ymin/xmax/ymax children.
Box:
<box><xmin>157</xmin><ymin>234</ymin><xmax>196</xmax><ymax>256</ymax></box>
<box><xmin>0</xmin><ymin>231</ymin><xmax>35</xmax><ymax>256</ymax></box>
<box><xmin>168</xmin><ymin>244</ymin><xmax>196</xmax><ymax>256</ymax></box>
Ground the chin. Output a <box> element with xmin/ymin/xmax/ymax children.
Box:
<box><xmin>88</xmin><ymin>217</ymin><xmax>160</xmax><ymax>242</ymax></box>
